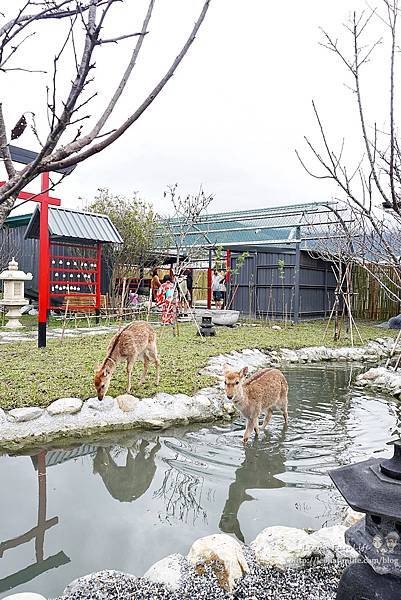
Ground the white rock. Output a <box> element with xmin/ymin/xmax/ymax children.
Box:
<box><xmin>251</xmin><ymin>526</ymin><xmax>315</xmax><ymax>570</ymax></box>
<box><xmin>188</xmin><ymin>533</ymin><xmax>249</xmax><ymax>592</ymax></box>
<box><xmin>342</xmin><ymin>507</ymin><xmax>364</xmax><ymax>527</ymax></box>
<box><xmin>46</xmin><ymin>397</ymin><xmax>82</xmax><ymax>416</ymax></box>
<box><xmin>2</xmin><ymin>594</ymin><xmax>47</xmax><ymax>600</ymax></box>
<box><xmin>86</xmin><ymin>396</ymin><xmax>114</xmax><ymax>411</ymax></box>
<box><xmin>116</xmin><ymin>394</ymin><xmax>139</xmax><ymax>412</ymax></box>
<box><xmin>223</xmin><ymin>402</ymin><xmax>236</xmax><ymax>414</ymax></box>
<box><xmin>193</xmin><ymin>395</ymin><xmax>211</xmax><ymax>407</ymax></box>
<box><xmin>8</xmin><ymin>407</ymin><xmax>44</xmax><ymax>422</ymax></box>
<box><xmin>63</xmin><ymin>570</ymin><xmax>136</xmax><ymax>598</ymax></box>
<box><xmin>309</xmin><ymin>525</ymin><xmax>359</xmax><ymax>562</ymax></box>
<box><xmin>0</xmin><ymin>407</ymin><xmax>6</xmax><ymax>422</ymax></box>
<box><xmin>272</xmin><ymin>325</ymin><xmax>282</xmax><ymax>331</ymax></box>
<box><xmin>143</xmin><ymin>553</ymin><xmax>191</xmax><ymax>591</ymax></box>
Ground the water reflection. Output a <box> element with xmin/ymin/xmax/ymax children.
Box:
<box><xmin>219</xmin><ymin>429</ymin><xmax>286</xmax><ymax>542</ymax></box>
<box><xmin>93</xmin><ymin>440</ymin><xmax>161</xmax><ymax>502</ymax></box>
<box><xmin>0</xmin><ymin>451</ymin><xmax>70</xmax><ymax>595</ymax></box>
<box><xmin>0</xmin><ymin>364</ymin><xmax>400</xmax><ymax>599</ymax></box>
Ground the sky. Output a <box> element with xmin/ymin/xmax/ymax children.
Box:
<box><xmin>0</xmin><ymin>0</ymin><xmax>391</xmax><ymax>216</ymax></box>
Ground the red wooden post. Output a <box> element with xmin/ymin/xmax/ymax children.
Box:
<box><xmin>38</xmin><ymin>173</ymin><xmax>50</xmax><ymax>348</ymax></box>
<box><xmin>226</xmin><ymin>249</ymin><xmax>231</xmax><ymax>279</ymax></box>
<box><xmin>207</xmin><ymin>267</ymin><xmax>212</xmax><ymax>309</ymax></box>
<box><xmin>96</xmin><ymin>243</ymin><xmax>102</xmax><ymax>324</ymax></box>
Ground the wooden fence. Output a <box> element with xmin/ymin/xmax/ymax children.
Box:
<box><xmin>352</xmin><ymin>264</ymin><xmax>401</xmax><ymax>321</ymax></box>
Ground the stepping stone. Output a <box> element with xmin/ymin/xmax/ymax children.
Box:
<box><xmin>86</xmin><ymin>397</ymin><xmax>114</xmax><ymax>411</ymax></box>
<box><xmin>8</xmin><ymin>407</ymin><xmax>44</xmax><ymax>422</ymax></box>
<box><xmin>116</xmin><ymin>394</ymin><xmax>139</xmax><ymax>412</ymax></box>
<box><xmin>47</xmin><ymin>398</ymin><xmax>83</xmax><ymax>416</ymax></box>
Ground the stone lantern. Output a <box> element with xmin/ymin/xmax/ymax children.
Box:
<box><xmin>330</xmin><ymin>440</ymin><xmax>401</xmax><ymax>599</ymax></box>
<box><xmin>198</xmin><ymin>315</ymin><xmax>216</xmax><ymax>336</ymax></box>
<box><xmin>0</xmin><ymin>258</ymin><xmax>33</xmax><ymax>329</ymax></box>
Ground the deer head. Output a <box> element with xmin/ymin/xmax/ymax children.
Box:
<box><xmin>94</xmin><ymin>364</ymin><xmax>113</xmax><ymax>400</ymax></box>
<box><xmin>223</xmin><ymin>364</ymin><xmax>248</xmax><ymax>401</ymax></box>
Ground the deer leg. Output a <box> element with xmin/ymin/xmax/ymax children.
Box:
<box><xmin>243</xmin><ymin>417</ymin><xmax>258</xmax><ymax>444</ymax></box>
<box><xmin>140</xmin><ymin>355</ymin><xmax>149</xmax><ymax>385</ymax></box>
<box><xmin>154</xmin><ymin>353</ymin><xmax>161</xmax><ymax>385</ymax></box>
<box><xmin>283</xmin><ymin>408</ymin><xmax>289</xmax><ymax>426</ymax></box>
<box><xmin>262</xmin><ymin>408</ymin><xmax>273</xmax><ymax>429</ymax></box>
<box><xmin>148</xmin><ymin>343</ymin><xmax>160</xmax><ymax>385</ymax></box>
<box><xmin>127</xmin><ymin>362</ymin><xmax>133</xmax><ymax>393</ymax></box>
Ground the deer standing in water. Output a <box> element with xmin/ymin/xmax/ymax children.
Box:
<box><xmin>223</xmin><ymin>365</ymin><xmax>288</xmax><ymax>443</ymax></box>
<box><xmin>94</xmin><ymin>321</ymin><xmax>160</xmax><ymax>400</ymax></box>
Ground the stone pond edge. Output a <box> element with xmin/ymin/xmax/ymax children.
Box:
<box><xmin>0</xmin><ymin>336</ymin><xmax>398</xmax><ymax>452</ymax></box>
<box><xmin>55</xmin><ymin>519</ymin><xmax>363</xmax><ymax>599</ymax></box>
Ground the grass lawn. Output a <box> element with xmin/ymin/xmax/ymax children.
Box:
<box><xmin>0</xmin><ymin>320</ymin><xmax>395</xmax><ymax>410</ymax></box>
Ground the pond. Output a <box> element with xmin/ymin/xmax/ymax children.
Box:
<box><xmin>0</xmin><ymin>364</ymin><xmax>400</xmax><ymax>599</ymax></box>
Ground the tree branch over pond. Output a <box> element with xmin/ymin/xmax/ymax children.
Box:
<box><xmin>0</xmin><ymin>0</ymin><xmax>211</xmax><ymax>225</ymax></box>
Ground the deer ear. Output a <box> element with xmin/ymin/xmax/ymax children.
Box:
<box><xmin>223</xmin><ymin>363</ymin><xmax>230</xmax><ymax>374</ymax></box>
<box><xmin>240</xmin><ymin>366</ymin><xmax>249</xmax><ymax>378</ymax></box>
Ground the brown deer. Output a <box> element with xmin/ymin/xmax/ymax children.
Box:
<box><xmin>223</xmin><ymin>365</ymin><xmax>288</xmax><ymax>443</ymax></box>
<box><xmin>94</xmin><ymin>321</ymin><xmax>160</xmax><ymax>400</ymax></box>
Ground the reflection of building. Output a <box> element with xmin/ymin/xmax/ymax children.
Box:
<box><xmin>219</xmin><ymin>434</ymin><xmax>286</xmax><ymax>543</ymax></box>
<box><xmin>93</xmin><ymin>441</ymin><xmax>161</xmax><ymax>502</ymax></box>
<box><xmin>0</xmin><ymin>451</ymin><xmax>70</xmax><ymax>595</ymax></box>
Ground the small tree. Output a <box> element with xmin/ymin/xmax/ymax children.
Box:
<box><xmin>87</xmin><ymin>188</ymin><xmax>157</xmax><ymax>307</ymax></box>
<box><xmin>161</xmin><ymin>184</ymin><xmax>214</xmax><ymax>274</ymax></box>
<box><xmin>297</xmin><ymin>0</ymin><xmax>401</xmax><ymax>306</ymax></box>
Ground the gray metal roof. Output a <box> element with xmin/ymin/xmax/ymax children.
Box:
<box><xmin>25</xmin><ymin>205</ymin><xmax>123</xmax><ymax>244</ymax></box>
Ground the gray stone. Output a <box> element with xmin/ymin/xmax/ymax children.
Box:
<box><xmin>8</xmin><ymin>407</ymin><xmax>44</xmax><ymax>422</ymax></box>
<box><xmin>388</xmin><ymin>314</ymin><xmax>401</xmax><ymax>329</ymax></box>
<box><xmin>0</xmin><ymin>407</ymin><xmax>6</xmax><ymax>422</ymax></box>
<box><xmin>143</xmin><ymin>553</ymin><xmax>192</xmax><ymax>591</ymax></box>
<box><xmin>46</xmin><ymin>397</ymin><xmax>82</xmax><ymax>416</ymax></box>
<box><xmin>86</xmin><ymin>396</ymin><xmax>114</xmax><ymax>411</ymax></box>
<box><xmin>20</xmin><ymin>304</ymin><xmax>34</xmax><ymax>315</ymax></box>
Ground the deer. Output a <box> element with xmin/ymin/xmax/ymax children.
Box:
<box><xmin>94</xmin><ymin>321</ymin><xmax>160</xmax><ymax>401</ymax></box>
<box><xmin>223</xmin><ymin>364</ymin><xmax>288</xmax><ymax>444</ymax></box>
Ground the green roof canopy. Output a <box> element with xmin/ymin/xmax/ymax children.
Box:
<box><xmin>158</xmin><ymin>201</ymin><xmax>343</xmax><ymax>249</ymax></box>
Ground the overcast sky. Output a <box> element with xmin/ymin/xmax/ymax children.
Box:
<box><xmin>1</xmin><ymin>0</ymin><xmax>389</xmax><ymax>216</ymax></box>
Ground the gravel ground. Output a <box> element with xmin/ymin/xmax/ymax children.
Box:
<box><xmin>55</xmin><ymin>549</ymin><xmax>345</xmax><ymax>600</ymax></box>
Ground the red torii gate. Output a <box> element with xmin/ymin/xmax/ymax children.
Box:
<box><xmin>0</xmin><ymin>173</ymin><xmax>61</xmax><ymax>348</ymax></box>
<box><xmin>1</xmin><ymin>145</ymin><xmax>76</xmax><ymax>347</ymax></box>
<box><xmin>0</xmin><ymin>173</ymin><xmax>61</xmax><ymax>347</ymax></box>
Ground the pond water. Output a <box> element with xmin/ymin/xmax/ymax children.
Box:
<box><xmin>1</xmin><ymin>364</ymin><xmax>400</xmax><ymax>599</ymax></box>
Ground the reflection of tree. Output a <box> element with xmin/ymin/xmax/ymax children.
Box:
<box><xmin>153</xmin><ymin>460</ymin><xmax>207</xmax><ymax>526</ymax></box>
<box><xmin>93</xmin><ymin>440</ymin><xmax>160</xmax><ymax>502</ymax></box>
<box><xmin>0</xmin><ymin>450</ymin><xmax>70</xmax><ymax>594</ymax></box>
<box><xmin>219</xmin><ymin>432</ymin><xmax>286</xmax><ymax>543</ymax></box>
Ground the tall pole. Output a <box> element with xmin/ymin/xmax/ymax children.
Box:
<box><xmin>293</xmin><ymin>226</ymin><xmax>301</xmax><ymax>324</ymax></box>
<box><xmin>38</xmin><ymin>173</ymin><xmax>50</xmax><ymax>348</ymax></box>
<box><xmin>95</xmin><ymin>243</ymin><xmax>102</xmax><ymax>325</ymax></box>
<box><xmin>207</xmin><ymin>249</ymin><xmax>212</xmax><ymax>309</ymax></box>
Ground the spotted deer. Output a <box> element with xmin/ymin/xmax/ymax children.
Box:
<box><xmin>223</xmin><ymin>365</ymin><xmax>288</xmax><ymax>443</ymax></box>
<box><xmin>94</xmin><ymin>321</ymin><xmax>160</xmax><ymax>400</ymax></box>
